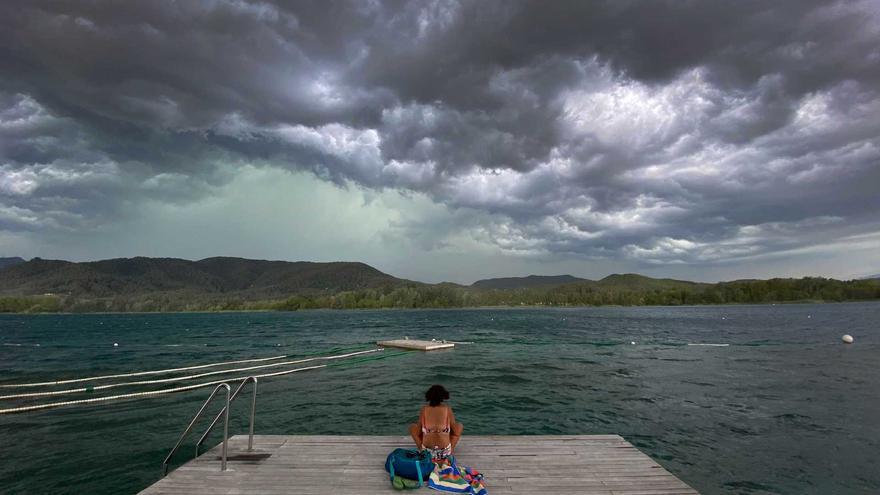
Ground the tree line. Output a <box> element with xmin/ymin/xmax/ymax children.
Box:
<box><xmin>1</xmin><ymin>277</ymin><xmax>878</xmax><ymax>313</ymax></box>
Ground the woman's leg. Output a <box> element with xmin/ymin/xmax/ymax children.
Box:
<box><xmin>450</xmin><ymin>422</ymin><xmax>464</xmax><ymax>449</ymax></box>
<box><xmin>408</xmin><ymin>423</ymin><xmax>423</xmax><ymax>449</ymax></box>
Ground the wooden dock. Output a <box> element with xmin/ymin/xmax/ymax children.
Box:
<box><xmin>140</xmin><ymin>435</ymin><xmax>699</xmax><ymax>494</ymax></box>
<box><xmin>377</xmin><ymin>339</ymin><xmax>455</xmax><ymax>351</ymax></box>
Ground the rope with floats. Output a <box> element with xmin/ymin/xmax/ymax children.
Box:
<box><xmin>0</xmin><ymin>354</ymin><xmax>288</xmax><ymax>388</ymax></box>
<box><xmin>0</xmin><ymin>344</ymin><xmax>373</xmax><ymax>388</ymax></box>
<box><xmin>0</xmin><ymin>348</ymin><xmax>409</xmax><ymax>415</ymax></box>
<box><xmin>0</xmin><ymin>364</ymin><xmax>324</xmax><ymax>415</ymax></box>
<box><xmin>0</xmin><ymin>348</ymin><xmax>381</xmax><ymax>400</ymax></box>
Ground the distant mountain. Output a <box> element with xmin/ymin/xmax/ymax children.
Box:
<box><xmin>860</xmin><ymin>274</ymin><xmax>880</xmax><ymax>280</ymax></box>
<box><xmin>471</xmin><ymin>274</ymin><xmax>589</xmax><ymax>290</ymax></box>
<box><xmin>470</xmin><ymin>273</ymin><xmax>703</xmax><ymax>290</ymax></box>
<box><xmin>0</xmin><ymin>257</ymin><xmax>25</xmax><ymax>271</ymax></box>
<box><xmin>1</xmin><ymin>258</ymin><xmax>878</xmax><ymax>313</ymax></box>
<box><xmin>0</xmin><ymin>256</ymin><xmax>411</xmax><ymax>298</ymax></box>
<box><xmin>597</xmin><ymin>273</ymin><xmax>705</xmax><ymax>290</ymax></box>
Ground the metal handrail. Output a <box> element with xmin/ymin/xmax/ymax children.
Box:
<box><xmin>163</xmin><ymin>383</ymin><xmax>231</xmax><ymax>476</ymax></box>
<box><xmin>195</xmin><ymin>376</ymin><xmax>258</xmax><ymax>455</ymax></box>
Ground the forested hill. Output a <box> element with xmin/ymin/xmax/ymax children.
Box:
<box><xmin>0</xmin><ymin>257</ymin><xmax>411</xmax><ymax>299</ymax></box>
<box><xmin>0</xmin><ymin>256</ymin><xmax>878</xmax><ymax>312</ymax></box>
<box><xmin>0</xmin><ymin>257</ymin><xmax>25</xmax><ymax>270</ymax></box>
<box><xmin>471</xmin><ymin>274</ymin><xmax>588</xmax><ymax>289</ymax></box>
<box><xmin>471</xmin><ymin>273</ymin><xmax>703</xmax><ymax>290</ymax></box>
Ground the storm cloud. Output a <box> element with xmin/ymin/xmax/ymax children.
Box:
<box><xmin>1</xmin><ymin>0</ymin><xmax>878</xmax><ymax>276</ymax></box>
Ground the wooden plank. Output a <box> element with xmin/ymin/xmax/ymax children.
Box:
<box><xmin>140</xmin><ymin>435</ymin><xmax>699</xmax><ymax>494</ymax></box>
<box><xmin>377</xmin><ymin>339</ymin><xmax>455</xmax><ymax>351</ymax></box>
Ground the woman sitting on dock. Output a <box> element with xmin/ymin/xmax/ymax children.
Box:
<box><xmin>409</xmin><ymin>384</ymin><xmax>463</xmax><ymax>460</ymax></box>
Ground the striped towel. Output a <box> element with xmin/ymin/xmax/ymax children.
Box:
<box><xmin>427</xmin><ymin>456</ymin><xmax>487</xmax><ymax>495</ymax></box>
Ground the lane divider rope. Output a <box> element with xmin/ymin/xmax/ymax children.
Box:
<box><xmin>0</xmin><ymin>355</ymin><xmax>290</xmax><ymax>388</ymax></box>
<box><xmin>0</xmin><ymin>364</ymin><xmax>326</xmax><ymax>415</ymax></box>
<box><xmin>0</xmin><ymin>349</ymin><xmax>382</xmax><ymax>400</ymax></box>
<box><xmin>0</xmin><ymin>344</ymin><xmax>373</xmax><ymax>388</ymax></box>
<box><xmin>0</xmin><ymin>348</ymin><xmax>409</xmax><ymax>415</ymax></box>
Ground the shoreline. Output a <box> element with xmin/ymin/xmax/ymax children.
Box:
<box><xmin>1</xmin><ymin>298</ymin><xmax>879</xmax><ymax>315</ymax></box>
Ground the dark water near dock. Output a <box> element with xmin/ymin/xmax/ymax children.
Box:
<box><xmin>1</xmin><ymin>303</ymin><xmax>878</xmax><ymax>494</ymax></box>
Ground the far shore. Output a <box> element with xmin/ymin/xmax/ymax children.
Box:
<box><xmin>2</xmin><ymin>298</ymin><xmax>879</xmax><ymax>316</ymax></box>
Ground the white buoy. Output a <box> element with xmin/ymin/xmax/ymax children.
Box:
<box><xmin>842</xmin><ymin>334</ymin><xmax>854</xmax><ymax>344</ymax></box>
<box><xmin>113</xmin><ymin>343</ymin><xmax>119</xmax><ymax>347</ymax></box>
<box><xmin>631</xmin><ymin>341</ymin><xmax>636</xmax><ymax>345</ymax></box>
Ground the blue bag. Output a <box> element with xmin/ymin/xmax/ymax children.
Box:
<box><xmin>385</xmin><ymin>448</ymin><xmax>434</xmax><ymax>485</ymax></box>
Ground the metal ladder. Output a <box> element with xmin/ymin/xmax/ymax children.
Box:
<box><xmin>162</xmin><ymin>376</ymin><xmax>258</xmax><ymax>476</ymax></box>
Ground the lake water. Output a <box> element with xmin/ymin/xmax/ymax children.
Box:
<box><xmin>1</xmin><ymin>303</ymin><xmax>878</xmax><ymax>494</ymax></box>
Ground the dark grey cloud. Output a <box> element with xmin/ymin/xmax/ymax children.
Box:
<box><xmin>1</xmin><ymin>0</ymin><xmax>878</xmax><ymax>267</ymax></box>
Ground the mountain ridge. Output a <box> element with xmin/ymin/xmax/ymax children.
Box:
<box><xmin>470</xmin><ymin>273</ymin><xmax>704</xmax><ymax>290</ymax></box>
<box><xmin>0</xmin><ymin>256</ymin><xmax>412</xmax><ymax>298</ymax></box>
<box><xmin>471</xmin><ymin>274</ymin><xmax>589</xmax><ymax>289</ymax></box>
<box><xmin>0</xmin><ymin>257</ymin><xmax>25</xmax><ymax>270</ymax></box>
<box><xmin>1</xmin><ymin>256</ymin><xmax>878</xmax><ymax>312</ymax></box>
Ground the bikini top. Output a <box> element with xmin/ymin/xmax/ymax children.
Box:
<box><xmin>420</xmin><ymin>405</ymin><xmax>450</xmax><ymax>434</ymax></box>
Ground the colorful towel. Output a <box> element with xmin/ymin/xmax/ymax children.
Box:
<box><xmin>427</xmin><ymin>456</ymin><xmax>487</xmax><ymax>495</ymax></box>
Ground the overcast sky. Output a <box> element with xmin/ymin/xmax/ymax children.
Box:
<box><xmin>1</xmin><ymin>1</ymin><xmax>878</xmax><ymax>283</ymax></box>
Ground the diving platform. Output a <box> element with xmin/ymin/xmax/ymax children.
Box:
<box><xmin>140</xmin><ymin>435</ymin><xmax>699</xmax><ymax>494</ymax></box>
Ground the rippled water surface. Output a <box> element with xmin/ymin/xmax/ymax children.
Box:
<box><xmin>1</xmin><ymin>303</ymin><xmax>878</xmax><ymax>494</ymax></box>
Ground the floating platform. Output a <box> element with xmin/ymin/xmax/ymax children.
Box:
<box><xmin>140</xmin><ymin>435</ymin><xmax>699</xmax><ymax>494</ymax></box>
<box><xmin>377</xmin><ymin>339</ymin><xmax>455</xmax><ymax>351</ymax></box>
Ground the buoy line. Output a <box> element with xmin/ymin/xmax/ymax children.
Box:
<box><xmin>0</xmin><ymin>364</ymin><xmax>326</xmax><ymax>415</ymax></box>
<box><xmin>0</xmin><ymin>348</ymin><xmax>382</xmax><ymax>401</ymax></box>
<box><xmin>0</xmin><ymin>354</ymin><xmax>289</xmax><ymax>388</ymax></box>
<box><xmin>0</xmin><ymin>348</ymin><xmax>409</xmax><ymax>415</ymax></box>
<box><xmin>0</xmin><ymin>344</ymin><xmax>372</xmax><ymax>388</ymax></box>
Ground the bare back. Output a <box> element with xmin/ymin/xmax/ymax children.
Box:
<box><xmin>420</xmin><ymin>404</ymin><xmax>455</xmax><ymax>448</ymax></box>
